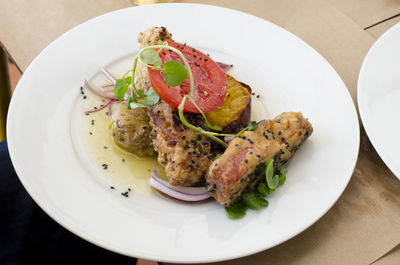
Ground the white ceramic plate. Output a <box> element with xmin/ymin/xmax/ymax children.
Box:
<box><xmin>358</xmin><ymin>22</ymin><xmax>400</xmax><ymax>181</ymax></box>
<box><xmin>7</xmin><ymin>4</ymin><xmax>359</xmax><ymax>263</ymax></box>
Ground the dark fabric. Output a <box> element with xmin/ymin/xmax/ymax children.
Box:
<box><xmin>0</xmin><ymin>141</ymin><xmax>137</xmax><ymax>265</ymax></box>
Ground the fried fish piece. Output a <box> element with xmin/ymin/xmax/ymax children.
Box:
<box><xmin>149</xmin><ymin>101</ymin><xmax>215</xmax><ymax>186</ymax></box>
<box><xmin>206</xmin><ymin>112</ymin><xmax>313</xmax><ymax>206</ymax></box>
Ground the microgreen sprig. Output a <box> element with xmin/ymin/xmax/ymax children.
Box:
<box><xmin>225</xmin><ymin>159</ymin><xmax>288</xmax><ymax>219</ymax></box>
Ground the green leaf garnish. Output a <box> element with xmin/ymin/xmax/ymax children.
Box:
<box><xmin>237</xmin><ymin>121</ymin><xmax>258</xmax><ymax>136</ymax></box>
<box><xmin>129</xmin><ymin>101</ymin><xmax>147</xmax><ymax>109</ymax></box>
<box><xmin>247</xmin><ymin>121</ymin><xmax>258</xmax><ymax>131</ymax></box>
<box><xmin>242</xmin><ymin>192</ymin><xmax>261</xmax><ymax>210</ymax></box>
<box><xmin>142</xmin><ymin>87</ymin><xmax>160</xmax><ymax>105</ymax></box>
<box><xmin>136</xmin><ymin>90</ymin><xmax>147</xmax><ymax>98</ymax></box>
<box><xmin>206</xmin><ymin>123</ymin><xmax>223</xmax><ymax>131</ymax></box>
<box><xmin>114</xmin><ymin>76</ymin><xmax>132</xmax><ymax>101</ymax></box>
<box><xmin>278</xmin><ymin>174</ymin><xmax>286</xmax><ymax>187</ymax></box>
<box><xmin>265</xmin><ymin>159</ymin><xmax>279</xmax><ymax>190</ymax></box>
<box><xmin>279</xmin><ymin>167</ymin><xmax>288</xmax><ymax>175</ymax></box>
<box><xmin>256</xmin><ymin>195</ymin><xmax>269</xmax><ymax>207</ymax></box>
<box><xmin>257</xmin><ymin>182</ymin><xmax>270</xmax><ymax>196</ymax></box>
<box><xmin>140</xmin><ymin>48</ymin><xmax>162</xmax><ymax>70</ymax></box>
<box><xmin>162</xmin><ymin>60</ymin><xmax>188</xmax><ymax>87</ymax></box>
<box><xmin>225</xmin><ymin>201</ymin><xmax>248</xmax><ymax>219</ymax></box>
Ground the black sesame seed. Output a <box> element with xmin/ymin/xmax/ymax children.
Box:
<box><xmin>128</xmin><ymin>188</ymin><xmax>131</xmax><ymax>191</ymax></box>
<box><xmin>102</xmin><ymin>164</ymin><xmax>108</xmax><ymax>170</ymax></box>
<box><xmin>89</xmin><ymin>132</ymin><xmax>93</xmax><ymax>135</ymax></box>
<box><xmin>91</xmin><ymin>120</ymin><xmax>95</xmax><ymax>125</ymax></box>
<box><xmin>81</xmin><ymin>91</ymin><xmax>84</xmax><ymax>95</ymax></box>
<box><xmin>278</xmin><ymin>131</ymin><xmax>282</xmax><ymax>135</ymax></box>
<box><xmin>80</xmin><ymin>86</ymin><xmax>83</xmax><ymax>90</ymax></box>
<box><xmin>122</xmin><ymin>158</ymin><xmax>125</xmax><ymax>162</ymax></box>
<box><xmin>245</xmin><ymin>159</ymin><xmax>248</xmax><ymax>164</ymax></box>
<box><xmin>110</xmin><ymin>186</ymin><xmax>115</xmax><ymax>189</ymax></box>
<box><xmin>162</xmin><ymin>51</ymin><xmax>166</xmax><ymax>55</ymax></box>
<box><xmin>104</xmin><ymin>146</ymin><xmax>108</xmax><ymax>149</ymax></box>
<box><xmin>204</xmin><ymin>58</ymin><xmax>208</xmax><ymax>61</ymax></box>
<box><xmin>256</xmin><ymin>95</ymin><xmax>260</xmax><ymax>98</ymax></box>
<box><xmin>83</xmin><ymin>95</ymin><xmax>87</xmax><ymax>99</ymax></box>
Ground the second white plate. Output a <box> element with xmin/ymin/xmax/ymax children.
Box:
<box><xmin>358</xmin><ymin>21</ymin><xmax>400</xmax><ymax>181</ymax></box>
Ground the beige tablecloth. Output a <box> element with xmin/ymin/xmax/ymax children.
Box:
<box><xmin>1</xmin><ymin>0</ymin><xmax>400</xmax><ymax>264</ymax></box>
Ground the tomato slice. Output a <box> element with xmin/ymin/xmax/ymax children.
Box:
<box><xmin>148</xmin><ymin>41</ymin><xmax>227</xmax><ymax>113</ymax></box>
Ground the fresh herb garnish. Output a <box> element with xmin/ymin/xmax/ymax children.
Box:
<box><xmin>139</xmin><ymin>48</ymin><xmax>162</xmax><ymax>70</ymax></box>
<box><xmin>225</xmin><ymin>201</ymin><xmax>248</xmax><ymax>219</ymax></box>
<box><xmin>142</xmin><ymin>87</ymin><xmax>160</xmax><ymax>105</ymax></box>
<box><xmin>114</xmin><ymin>76</ymin><xmax>132</xmax><ymax>101</ymax></box>
<box><xmin>162</xmin><ymin>60</ymin><xmax>188</xmax><ymax>87</ymax></box>
<box><xmin>225</xmin><ymin>159</ymin><xmax>287</xmax><ymax>219</ymax></box>
<box><xmin>265</xmin><ymin>158</ymin><xmax>279</xmax><ymax>190</ymax></box>
<box><xmin>242</xmin><ymin>192</ymin><xmax>269</xmax><ymax>210</ymax></box>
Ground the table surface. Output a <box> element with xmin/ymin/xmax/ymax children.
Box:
<box><xmin>2</xmin><ymin>1</ymin><xmax>400</xmax><ymax>264</ymax></box>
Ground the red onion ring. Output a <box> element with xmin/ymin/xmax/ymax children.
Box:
<box><xmin>216</xmin><ymin>62</ymin><xmax>233</xmax><ymax>72</ymax></box>
<box><xmin>101</xmin><ymin>67</ymin><xmax>116</xmax><ymax>84</ymax></box>
<box><xmin>85</xmin><ymin>100</ymin><xmax>113</xmax><ymax>115</ymax></box>
<box><xmin>149</xmin><ymin>168</ymin><xmax>210</xmax><ymax>202</ymax></box>
<box><xmin>224</xmin><ymin>136</ymin><xmax>235</xmax><ymax>144</ymax></box>
<box><xmin>102</xmin><ymin>84</ymin><xmax>115</xmax><ymax>91</ymax></box>
<box><xmin>85</xmin><ymin>80</ymin><xmax>118</xmax><ymax>100</ymax></box>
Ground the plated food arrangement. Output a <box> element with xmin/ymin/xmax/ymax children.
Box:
<box><xmin>83</xmin><ymin>26</ymin><xmax>313</xmax><ymax>218</ymax></box>
<box><xmin>7</xmin><ymin>4</ymin><xmax>360</xmax><ymax>262</ymax></box>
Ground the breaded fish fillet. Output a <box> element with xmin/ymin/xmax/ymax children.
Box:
<box><xmin>149</xmin><ymin>101</ymin><xmax>215</xmax><ymax>186</ymax></box>
<box><xmin>206</xmin><ymin>112</ymin><xmax>313</xmax><ymax>206</ymax></box>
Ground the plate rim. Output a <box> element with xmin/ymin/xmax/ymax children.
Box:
<box><xmin>357</xmin><ymin>21</ymin><xmax>400</xmax><ymax>181</ymax></box>
<box><xmin>7</xmin><ymin>3</ymin><xmax>360</xmax><ymax>263</ymax></box>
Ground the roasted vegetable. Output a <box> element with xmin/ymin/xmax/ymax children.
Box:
<box><xmin>110</xmin><ymin>102</ymin><xmax>155</xmax><ymax>156</ymax></box>
<box><xmin>205</xmin><ymin>75</ymin><xmax>251</xmax><ymax>134</ymax></box>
